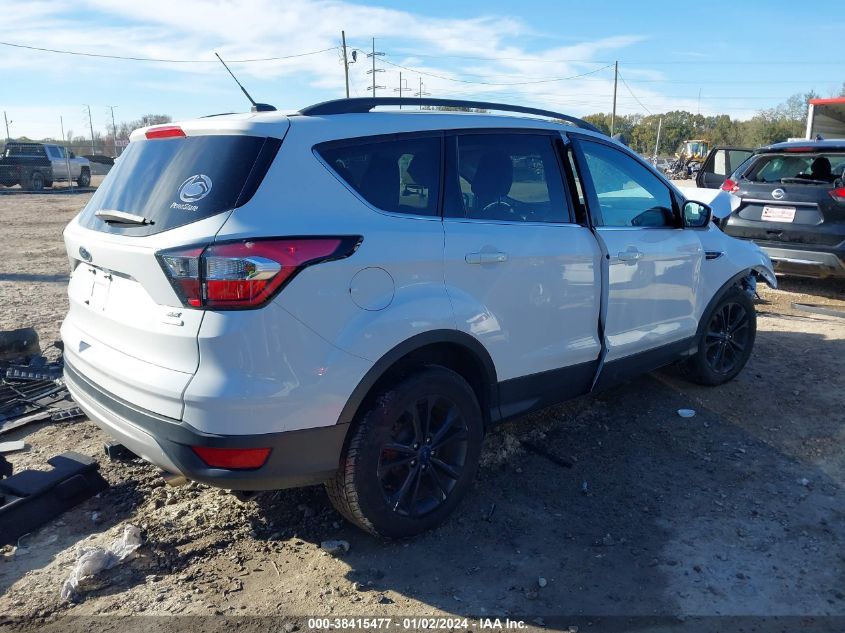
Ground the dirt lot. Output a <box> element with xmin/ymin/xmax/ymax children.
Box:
<box><xmin>0</xmin><ymin>191</ymin><xmax>843</xmax><ymax>631</ymax></box>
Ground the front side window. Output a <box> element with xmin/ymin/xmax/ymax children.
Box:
<box><xmin>318</xmin><ymin>136</ymin><xmax>441</xmax><ymax>216</ymax></box>
<box><xmin>579</xmin><ymin>140</ymin><xmax>676</xmax><ymax>228</ymax></box>
<box><xmin>446</xmin><ymin>133</ymin><xmax>569</xmax><ymax>223</ymax></box>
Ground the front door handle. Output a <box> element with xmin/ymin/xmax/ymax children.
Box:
<box><xmin>617</xmin><ymin>249</ymin><xmax>642</xmax><ymax>263</ymax></box>
<box><xmin>466</xmin><ymin>251</ymin><xmax>508</xmax><ymax>264</ymax></box>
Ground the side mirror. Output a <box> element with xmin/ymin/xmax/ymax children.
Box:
<box><xmin>69</xmin><ymin>151</ymin><xmax>75</xmax><ymax>158</ymax></box>
<box><xmin>682</xmin><ymin>200</ymin><xmax>712</xmax><ymax>229</ymax></box>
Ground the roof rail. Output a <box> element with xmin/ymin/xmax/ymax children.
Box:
<box><xmin>298</xmin><ymin>97</ymin><xmax>603</xmax><ymax>134</ymax></box>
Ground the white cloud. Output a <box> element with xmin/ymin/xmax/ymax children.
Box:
<box><xmin>0</xmin><ymin>0</ymin><xmax>747</xmax><ymax>137</ymax></box>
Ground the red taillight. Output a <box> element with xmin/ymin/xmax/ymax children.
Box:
<box><xmin>157</xmin><ymin>237</ymin><xmax>358</xmax><ymax>309</ymax></box>
<box><xmin>721</xmin><ymin>178</ymin><xmax>740</xmax><ymax>193</ymax></box>
<box><xmin>191</xmin><ymin>446</ymin><xmax>271</xmax><ymax>469</ymax></box>
<box><xmin>145</xmin><ymin>126</ymin><xmax>186</xmax><ymax>139</ymax></box>
<box><xmin>829</xmin><ymin>187</ymin><xmax>845</xmax><ymax>203</ymax></box>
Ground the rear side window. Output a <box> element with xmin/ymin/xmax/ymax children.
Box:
<box><xmin>78</xmin><ymin>135</ymin><xmax>279</xmax><ymax>236</ymax></box>
<box><xmin>445</xmin><ymin>133</ymin><xmax>569</xmax><ymax>223</ymax></box>
<box><xmin>318</xmin><ymin>136</ymin><xmax>441</xmax><ymax>216</ymax></box>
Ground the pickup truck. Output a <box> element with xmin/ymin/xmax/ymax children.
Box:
<box><xmin>0</xmin><ymin>142</ymin><xmax>91</xmax><ymax>190</ymax></box>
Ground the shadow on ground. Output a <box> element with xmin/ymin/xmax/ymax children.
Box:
<box><xmin>242</xmin><ymin>330</ymin><xmax>845</xmax><ymax>619</ymax></box>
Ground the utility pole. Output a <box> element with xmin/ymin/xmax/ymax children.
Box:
<box><xmin>84</xmin><ymin>104</ymin><xmax>95</xmax><ymax>154</ymax></box>
<box><xmin>415</xmin><ymin>77</ymin><xmax>430</xmax><ymax>110</ymax></box>
<box><xmin>3</xmin><ymin>111</ymin><xmax>11</xmax><ymax>140</ymax></box>
<box><xmin>653</xmin><ymin>116</ymin><xmax>663</xmax><ymax>161</ymax></box>
<box><xmin>394</xmin><ymin>72</ymin><xmax>409</xmax><ymax>109</ymax></box>
<box><xmin>610</xmin><ymin>61</ymin><xmax>618</xmax><ymax>136</ymax></box>
<box><xmin>366</xmin><ymin>37</ymin><xmax>384</xmax><ymax>96</ymax></box>
<box><xmin>341</xmin><ymin>31</ymin><xmax>350</xmax><ymax>98</ymax></box>
<box><xmin>108</xmin><ymin>105</ymin><xmax>118</xmax><ymax>156</ymax></box>
<box><xmin>60</xmin><ymin>116</ymin><xmax>73</xmax><ymax>188</ymax></box>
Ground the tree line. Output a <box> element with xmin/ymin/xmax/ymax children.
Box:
<box><xmin>583</xmin><ymin>88</ymin><xmax>843</xmax><ymax>157</ymax></box>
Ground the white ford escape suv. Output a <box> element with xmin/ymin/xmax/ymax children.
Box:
<box><xmin>62</xmin><ymin>98</ymin><xmax>776</xmax><ymax>537</ymax></box>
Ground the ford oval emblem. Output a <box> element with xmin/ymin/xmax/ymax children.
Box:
<box><xmin>772</xmin><ymin>188</ymin><xmax>785</xmax><ymax>200</ymax></box>
<box><xmin>78</xmin><ymin>246</ymin><xmax>92</xmax><ymax>262</ymax></box>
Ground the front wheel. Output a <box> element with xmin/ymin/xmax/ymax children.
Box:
<box><xmin>326</xmin><ymin>365</ymin><xmax>483</xmax><ymax>538</ymax></box>
<box><xmin>680</xmin><ymin>286</ymin><xmax>756</xmax><ymax>386</ymax></box>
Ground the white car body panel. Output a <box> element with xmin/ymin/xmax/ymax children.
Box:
<box><xmin>60</xmin><ymin>106</ymin><xmax>776</xmax><ymax>478</ymax></box>
<box><xmin>444</xmin><ymin>220</ymin><xmax>602</xmax><ymax>380</ymax></box>
<box><xmin>595</xmin><ymin>226</ymin><xmax>703</xmax><ymax>362</ymax></box>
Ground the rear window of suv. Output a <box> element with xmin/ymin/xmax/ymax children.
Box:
<box><xmin>317</xmin><ymin>135</ymin><xmax>441</xmax><ymax>216</ymax></box>
<box><xmin>743</xmin><ymin>152</ymin><xmax>845</xmax><ymax>185</ymax></box>
<box><xmin>78</xmin><ymin>134</ymin><xmax>280</xmax><ymax>236</ymax></box>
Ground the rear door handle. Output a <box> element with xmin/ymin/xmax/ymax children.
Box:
<box><xmin>617</xmin><ymin>249</ymin><xmax>642</xmax><ymax>262</ymax></box>
<box><xmin>466</xmin><ymin>252</ymin><xmax>508</xmax><ymax>264</ymax></box>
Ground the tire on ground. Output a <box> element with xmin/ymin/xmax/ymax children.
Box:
<box><xmin>29</xmin><ymin>172</ymin><xmax>45</xmax><ymax>191</ymax></box>
<box><xmin>326</xmin><ymin>365</ymin><xmax>484</xmax><ymax>538</ymax></box>
<box><xmin>679</xmin><ymin>285</ymin><xmax>757</xmax><ymax>386</ymax></box>
<box><xmin>77</xmin><ymin>168</ymin><xmax>91</xmax><ymax>188</ymax></box>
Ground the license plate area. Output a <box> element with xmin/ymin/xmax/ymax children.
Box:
<box><xmin>87</xmin><ymin>268</ymin><xmax>112</xmax><ymax>311</ymax></box>
<box><xmin>761</xmin><ymin>206</ymin><xmax>796</xmax><ymax>222</ymax></box>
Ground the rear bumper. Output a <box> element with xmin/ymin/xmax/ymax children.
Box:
<box><xmin>758</xmin><ymin>245</ymin><xmax>845</xmax><ymax>278</ymax></box>
<box><xmin>65</xmin><ymin>361</ymin><xmax>349</xmax><ymax>490</ymax></box>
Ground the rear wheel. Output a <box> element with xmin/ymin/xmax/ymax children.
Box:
<box><xmin>680</xmin><ymin>286</ymin><xmax>756</xmax><ymax>385</ymax></box>
<box><xmin>326</xmin><ymin>365</ymin><xmax>483</xmax><ymax>538</ymax></box>
<box><xmin>77</xmin><ymin>168</ymin><xmax>91</xmax><ymax>188</ymax></box>
<box><xmin>29</xmin><ymin>172</ymin><xmax>45</xmax><ymax>191</ymax></box>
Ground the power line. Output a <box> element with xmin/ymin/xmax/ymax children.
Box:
<box><xmin>618</xmin><ymin>70</ymin><xmax>653</xmax><ymax>115</ymax></box>
<box><xmin>381</xmin><ymin>50</ymin><xmax>845</xmax><ymax>65</ymax></box>
<box><xmin>379</xmin><ymin>58</ymin><xmax>614</xmax><ymax>86</ymax></box>
<box><xmin>0</xmin><ymin>40</ymin><xmax>337</xmax><ymax>63</ymax></box>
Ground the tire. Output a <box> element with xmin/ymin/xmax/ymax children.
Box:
<box><xmin>679</xmin><ymin>286</ymin><xmax>756</xmax><ymax>386</ymax></box>
<box><xmin>77</xmin><ymin>168</ymin><xmax>91</xmax><ymax>188</ymax></box>
<box><xmin>326</xmin><ymin>365</ymin><xmax>484</xmax><ymax>538</ymax></box>
<box><xmin>29</xmin><ymin>172</ymin><xmax>45</xmax><ymax>191</ymax></box>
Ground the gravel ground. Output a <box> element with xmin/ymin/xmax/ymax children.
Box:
<box><xmin>0</xmin><ymin>190</ymin><xmax>843</xmax><ymax>631</ymax></box>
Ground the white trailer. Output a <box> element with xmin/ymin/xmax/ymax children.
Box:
<box><xmin>806</xmin><ymin>97</ymin><xmax>845</xmax><ymax>139</ymax></box>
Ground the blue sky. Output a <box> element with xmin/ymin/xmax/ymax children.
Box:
<box><xmin>1</xmin><ymin>0</ymin><xmax>843</xmax><ymax>140</ymax></box>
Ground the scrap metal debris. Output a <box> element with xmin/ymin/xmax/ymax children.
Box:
<box><xmin>0</xmin><ymin>330</ymin><xmax>79</xmax><ymax>435</ymax></box>
<box><xmin>0</xmin><ymin>440</ymin><xmax>26</xmax><ymax>454</ymax></box>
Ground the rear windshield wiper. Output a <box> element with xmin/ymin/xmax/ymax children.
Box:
<box><xmin>95</xmin><ymin>209</ymin><xmax>153</xmax><ymax>225</ymax></box>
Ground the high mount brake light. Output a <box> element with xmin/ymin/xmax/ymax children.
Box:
<box><xmin>829</xmin><ymin>187</ymin><xmax>845</xmax><ymax>203</ymax></box>
<box><xmin>157</xmin><ymin>237</ymin><xmax>360</xmax><ymax>309</ymax></box>
<box><xmin>721</xmin><ymin>178</ymin><xmax>740</xmax><ymax>193</ymax></box>
<box><xmin>145</xmin><ymin>126</ymin><xmax>186</xmax><ymax>139</ymax></box>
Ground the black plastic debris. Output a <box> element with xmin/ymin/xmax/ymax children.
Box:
<box><xmin>0</xmin><ymin>452</ymin><xmax>108</xmax><ymax>546</ymax></box>
<box><xmin>0</xmin><ymin>328</ymin><xmax>40</xmax><ymax>362</ymax></box>
<box><xmin>0</xmin><ymin>333</ymin><xmax>80</xmax><ymax>435</ymax></box>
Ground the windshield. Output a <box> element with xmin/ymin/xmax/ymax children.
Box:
<box><xmin>77</xmin><ymin>134</ymin><xmax>278</xmax><ymax>236</ymax></box>
<box><xmin>742</xmin><ymin>152</ymin><xmax>845</xmax><ymax>185</ymax></box>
